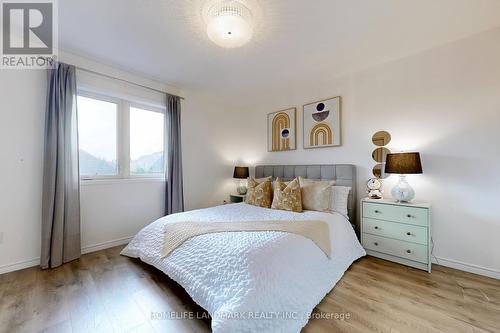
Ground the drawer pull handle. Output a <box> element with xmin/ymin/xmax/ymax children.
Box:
<box><xmin>406</xmin><ymin>232</ymin><xmax>412</xmax><ymax>236</ymax></box>
<box><xmin>374</xmin><ymin>226</ymin><xmax>379</xmax><ymax>230</ymax></box>
<box><xmin>374</xmin><ymin>242</ymin><xmax>379</xmax><ymax>246</ymax></box>
<box><xmin>406</xmin><ymin>214</ymin><xmax>413</xmax><ymax>218</ymax></box>
<box><xmin>375</xmin><ymin>210</ymin><xmax>381</xmax><ymax>214</ymax></box>
<box><xmin>406</xmin><ymin>250</ymin><xmax>412</xmax><ymax>254</ymax></box>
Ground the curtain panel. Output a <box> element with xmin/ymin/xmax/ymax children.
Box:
<box><xmin>165</xmin><ymin>94</ymin><xmax>184</xmax><ymax>215</ymax></box>
<box><xmin>41</xmin><ymin>62</ymin><xmax>81</xmax><ymax>269</ymax></box>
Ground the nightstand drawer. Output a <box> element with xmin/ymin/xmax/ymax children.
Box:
<box><xmin>362</xmin><ymin>233</ymin><xmax>428</xmax><ymax>264</ymax></box>
<box><xmin>363</xmin><ymin>218</ymin><xmax>428</xmax><ymax>245</ymax></box>
<box><xmin>230</xmin><ymin>194</ymin><xmax>245</xmax><ymax>203</ymax></box>
<box><xmin>363</xmin><ymin>202</ymin><xmax>428</xmax><ymax>227</ymax></box>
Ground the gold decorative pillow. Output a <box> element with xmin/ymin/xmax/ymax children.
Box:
<box><xmin>271</xmin><ymin>178</ymin><xmax>303</xmax><ymax>212</ymax></box>
<box><xmin>298</xmin><ymin>177</ymin><xmax>335</xmax><ymax>212</ymax></box>
<box><xmin>272</xmin><ymin>179</ymin><xmax>289</xmax><ymax>190</ymax></box>
<box><xmin>252</xmin><ymin>176</ymin><xmax>272</xmax><ymax>183</ymax></box>
<box><xmin>245</xmin><ymin>178</ymin><xmax>273</xmax><ymax>208</ymax></box>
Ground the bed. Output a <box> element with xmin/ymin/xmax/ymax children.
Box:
<box><xmin>121</xmin><ymin>164</ymin><xmax>366</xmax><ymax>333</ymax></box>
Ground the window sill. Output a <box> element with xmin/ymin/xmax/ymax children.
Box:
<box><xmin>80</xmin><ymin>177</ymin><xmax>166</xmax><ymax>186</ymax></box>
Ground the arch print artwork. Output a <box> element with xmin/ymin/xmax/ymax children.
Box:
<box><xmin>303</xmin><ymin>96</ymin><xmax>341</xmax><ymax>148</ymax></box>
<box><xmin>310</xmin><ymin>123</ymin><xmax>333</xmax><ymax>146</ymax></box>
<box><xmin>267</xmin><ymin>108</ymin><xmax>296</xmax><ymax>151</ymax></box>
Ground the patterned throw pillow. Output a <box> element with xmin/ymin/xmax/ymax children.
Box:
<box><xmin>272</xmin><ymin>179</ymin><xmax>289</xmax><ymax>190</ymax></box>
<box><xmin>245</xmin><ymin>178</ymin><xmax>273</xmax><ymax>208</ymax></box>
<box><xmin>271</xmin><ymin>178</ymin><xmax>303</xmax><ymax>212</ymax></box>
<box><xmin>253</xmin><ymin>176</ymin><xmax>272</xmax><ymax>183</ymax></box>
<box><xmin>298</xmin><ymin>177</ymin><xmax>335</xmax><ymax>212</ymax></box>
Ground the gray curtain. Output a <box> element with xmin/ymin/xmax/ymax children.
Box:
<box><xmin>165</xmin><ymin>94</ymin><xmax>184</xmax><ymax>215</ymax></box>
<box><xmin>41</xmin><ymin>62</ymin><xmax>81</xmax><ymax>269</ymax></box>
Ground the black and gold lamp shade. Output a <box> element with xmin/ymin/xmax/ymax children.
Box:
<box><xmin>233</xmin><ymin>166</ymin><xmax>250</xmax><ymax>179</ymax></box>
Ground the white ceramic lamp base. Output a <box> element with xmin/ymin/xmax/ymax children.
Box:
<box><xmin>391</xmin><ymin>175</ymin><xmax>415</xmax><ymax>202</ymax></box>
<box><xmin>236</xmin><ymin>179</ymin><xmax>248</xmax><ymax>195</ymax></box>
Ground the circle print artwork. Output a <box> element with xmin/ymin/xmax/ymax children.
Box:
<box><xmin>312</xmin><ymin>103</ymin><xmax>330</xmax><ymax>122</ymax></box>
<box><xmin>281</xmin><ymin>128</ymin><xmax>290</xmax><ymax>138</ymax></box>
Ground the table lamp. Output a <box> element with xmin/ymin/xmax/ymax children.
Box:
<box><xmin>233</xmin><ymin>166</ymin><xmax>249</xmax><ymax>195</ymax></box>
<box><xmin>385</xmin><ymin>152</ymin><xmax>423</xmax><ymax>202</ymax></box>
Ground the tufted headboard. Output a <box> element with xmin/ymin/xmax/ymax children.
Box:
<box><xmin>255</xmin><ymin>164</ymin><xmax>357</xmax><ymax>227</ymax></box>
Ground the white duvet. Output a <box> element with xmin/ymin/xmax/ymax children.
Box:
<box><xmin>121</xmin><ymin>203</ymin><xmax>365</xmax><ymax>333</ymax></box>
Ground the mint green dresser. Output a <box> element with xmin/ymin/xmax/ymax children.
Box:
<box><xmin>361</xmin><ymin>198</ymin><xmax>432</xmax><ymax>272</ymax></box>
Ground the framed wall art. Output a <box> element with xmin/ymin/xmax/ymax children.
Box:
<box><xmin>303</xmin><ymin>96</ymin><xmax>341</xmax><ymax>149</ymax></box>
<box><xmin>267</xmin><ymin>108</ymin><xmax>296</xmax><ymax>152</ymax></box>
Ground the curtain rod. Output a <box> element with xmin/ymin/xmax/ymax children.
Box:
<box><xmin>75</xmin><ymin>66</ymin><xmax>185</xmax><ymax>100</ymax></box>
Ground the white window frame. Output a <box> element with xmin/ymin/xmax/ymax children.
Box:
<box><xmin>77</xmin><ymin>90</ymin><xmax>166</xmax><ymax>182</ymax></box>
<box><xmin>128</xmin><ymin>102</ymin><xmax>166</xmax><ymax>178</ymax></box>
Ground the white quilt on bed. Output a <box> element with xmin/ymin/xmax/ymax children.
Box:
<box><xmin>121</xmin><ymin>203</ymin><xmax>366</xmax><ymax>333</ymax></box>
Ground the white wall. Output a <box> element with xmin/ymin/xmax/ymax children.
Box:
<box><xmin>0</xmin><ymin>70</ymin><xmax>46</xmax><ymax>272</ymax></box>
<box><xmin>79</xmin><ymin>180</ymin><xmax>165</xmax><ymax>252</ymax></box>
<box><xmin>181</xmin><ymin>91</ymin><xmax>254</xmax><ymax>210</ymax></box>
<box><xmin>232</xmin><ymin>28</ymin><xmax>500</xmax><ymax>278</ymax></box>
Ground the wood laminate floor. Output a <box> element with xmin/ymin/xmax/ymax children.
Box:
<box><xmin>1</xmin><ymin>246</ymin><xmax>499</xmax><ymax>333</ymax></box>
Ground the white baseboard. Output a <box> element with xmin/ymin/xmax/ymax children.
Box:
<box><xmin>0</xmin><ymin>236</ymin><xmax>133</xmax><ymax>275</ymax></box>
<box><xmin>81</xmin><ymin>236</ymin><xmax>133</xmax><ymax>254</ymax></box>
<box><xmin>0</xmin><ymin>257</ymin><xmax>40</xmax><ymax>275</ymax></box>
<box><xmin>432</xmin><ymin>256</ymin><xmax>500</xmax><ymax>280</ymax></box>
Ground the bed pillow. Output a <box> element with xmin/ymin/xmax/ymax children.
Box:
<box><xmin>298</xmin><ymin>177</ymin><xmax>335</xmax><ymax>212</ymax></box>
<box><xmin>245</xmin><ymin>178</ymin><xmax>273</xmax><ymax>208</ymax></box>
<box><xmin>272</xmin><ymin>179</ymin><xmax>290</xmax><ymax>189</ymax></box>
<box><xmin>329</xmin><ymin>186</ymin><xmax>351</xmax><ymax>217</ymax></box>
<box><xmin>252</xmin><ymin>176</ymin><xmax>272</xmax><ymax>183</ymax></box>
<box><xmin>271</xmin><ymin>178</ymin><xmax>303</xmax><ymax>212</ymax></box>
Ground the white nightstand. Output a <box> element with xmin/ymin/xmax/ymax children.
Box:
<box><xmin>361</xmin><ymin>198</ymin><xmax>432</xmax><ymax>272</ymax></box>
<box><xmin>229</xmin><ymin>194</ymin><xmax>246</xmax><ymax>203</ymax></box>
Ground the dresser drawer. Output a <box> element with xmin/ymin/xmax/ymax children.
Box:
<box><xmin>363</xmin><ymin>202</ymin><xmax>428</xmax><ymax>227</ymax></box>
<box><xmin>362</xmin><ymin>218</ymin><xmax>428</xmax><ymax>245</ymax></box>
<box><xmin>362</xmin><ymin>233</ymin><xmax>428</xmax><ymax>264</ymax></box>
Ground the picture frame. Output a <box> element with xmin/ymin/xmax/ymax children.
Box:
<box><xmin>303</xmin><ymin>96</ymin><xmax>342</xmax><ymax>149</ymax></box>
<box><xmin>267</xmin><ymin>107</ymin><xmax>297</xmax><ymax>152</ymax></box>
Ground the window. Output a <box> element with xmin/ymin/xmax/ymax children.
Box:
<box><xmin>77</xmin><ymin>95</ymin><xmax>118</xmax><ymax>177</ymax></box>
<box><xmin>77</xmin><ymin>92</ymin><xmax>165</xmax><ymax>180</ymax></box>
<box><xmin>130</xmin><ymin>107</ymin><xmax>165</xmax><ymax>175</ymax></box>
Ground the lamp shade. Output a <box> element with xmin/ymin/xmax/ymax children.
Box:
<box><xmin>385</xmin><ymin>153</ymin><xmax>423</xmax><ymax>174</ymax></box>
<box><xmin>233</xmin><ymin>166</ymin><xmax>249</xmax><ymax>179</ymax></box>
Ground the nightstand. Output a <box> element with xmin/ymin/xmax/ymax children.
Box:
<box><xmin>361</xmin><ymin>198</ymin><xmax>431</xmax><ymax>272</ymax></box>
<box><xmin>229</xmin><ymin>194</ymin><xmax>246</xmax><ymax>203</ymax></box>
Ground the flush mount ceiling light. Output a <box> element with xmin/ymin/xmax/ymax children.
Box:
<box><xmin>203</xmin><ymin>0</ymin><xmax>254</xmax><ymax>48</ymax></box>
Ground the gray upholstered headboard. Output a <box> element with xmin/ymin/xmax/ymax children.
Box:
<box><xmin>255</xmin><ymin>164</ymin><xmax>357</xmax><ymax>226</ymax></box>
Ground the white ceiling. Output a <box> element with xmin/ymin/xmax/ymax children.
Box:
<box><xmin>60</xmin><ymin>0</ymin><xmax>500</xmax><ymax>100</ymax></box>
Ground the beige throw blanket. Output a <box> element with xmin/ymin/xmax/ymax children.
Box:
<box><xmin>162</xmin><ymin>220</ymin><xmax>331</xmax><ymax>258</ymax></box>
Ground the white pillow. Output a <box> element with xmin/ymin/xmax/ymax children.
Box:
<box><xmin>329</xmin><ymin>186</ymin><xmax>351</xmax><ymax>217</ymax></box>
<box><xmin>298</xmin><ymin>177</ymin><xmax>335</xmax><ymax>211</ymax></box>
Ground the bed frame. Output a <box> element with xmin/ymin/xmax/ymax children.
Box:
<box><xmin>255</xmin><ymin>164</ymin><xmax>357</xmax><ymax>230</ymax></box>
